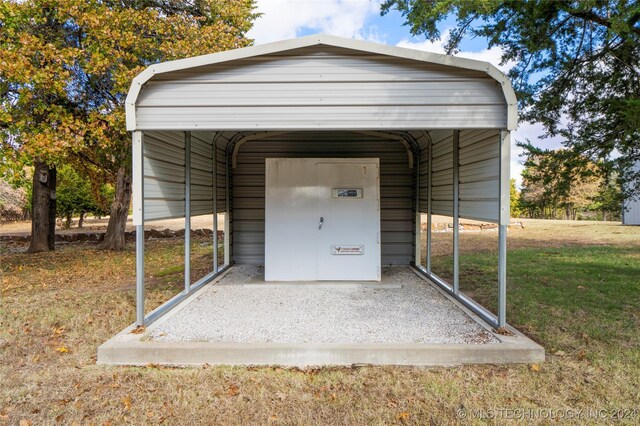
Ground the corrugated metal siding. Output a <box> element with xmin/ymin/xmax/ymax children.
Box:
<box><xmin>458</xmin><ymin>129</ymin><xmax>500</xmax><ymax>222</ymax></box>
<box><xmin>143</xmin><ymin>130</ymin><xmax>221</xmax><ymax>221</ymax></box>
<box><xmin>418</xmin><ymin>129</ymin><xmax>501</xmax><ymax>222</ymax></box>
<box><xmin>232</xmin><ymin>132</ymin><xmax>414</xmax><ymax>265</ymax></box>
<box><xmin>135</xmin><ymin>45</ymin><xmax>506</xmax><ymax>130</ymax></box>
<box><xmin>429</xmin><ymin>130</ymin><xmax>454</xmax><ymax>216</ymax></box>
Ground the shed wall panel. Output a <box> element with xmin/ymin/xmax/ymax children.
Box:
<box><xmin>458</xmin><ymin>130</ymin><xmax>501</xmax><ymax>223</ymax></box>
<box><xmin>232</xmin><ymin>132</ymin><xmax>413</xmax><ymax>265</ymax></box>
<box><xmin>143</xmin><ymin>131</ymin><xmax>220</xmax><ymax>221</ymax></box>
<box><xmin>623</xmin><ymin>162</ymin><xmax>640</xmax><ymax>225</ymax></box>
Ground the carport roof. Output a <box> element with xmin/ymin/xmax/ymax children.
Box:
<box><xmin>125</xmin><ymin>34</ymin><xmax>517</xmax><ymax>131</ymax></box>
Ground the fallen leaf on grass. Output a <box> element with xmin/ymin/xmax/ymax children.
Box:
<box><xmin>397</xmin><ymin>412</ymin><xmax>410</xmax><ymax>421</ymax></box>
<box><xmin>55</xmin><ymin>346</ymin><xmax>69</xmax><ymax>353</ymax></box>
<box><xmin>554</xmin><ymin>350</ymin><xmax>566</xmax><ymax>356</ymax></box>
<box><xmin>122</xmin><ymin>395</ymin><xmax>132</xmax><ymax>410</ymax></box>
<box><xmin>226</xmin><ymin>384</ymin><xmax>240</xmax><ymax>397</ymax></box>
<box><xmin>530</xmin><ymin>364</ymin><xmax>541</xmax><ymax>372</ymax></box>
<box><xmin>19</xmin><ymin>419</ymin><xmax>32</xmax><ymax>426</ymax></box>
<box><xmin>495</xmin><ymin>327</ymin><xmax>513</xmax><ymax>336</ymax></box>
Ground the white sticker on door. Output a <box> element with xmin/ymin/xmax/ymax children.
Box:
<box><xmin>331</xmin><ymin>245</ymin><xmax>365</xmax><ymax>255</ymax></box>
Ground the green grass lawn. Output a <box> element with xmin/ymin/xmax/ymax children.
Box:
<box><xmin>1</xmin><ymin>221</ymin><xmax>639</xmax><ymax>424</ymax></box>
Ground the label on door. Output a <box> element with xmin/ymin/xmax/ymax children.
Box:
<box><xmin>332</xmin><ymin>188</ymin><xmax>363</xmax><ymax>198</ymax></box>
<box><xmin>331</xmin><ymin>245</ymin><xmax>365</xmax><ymax>255</ymax></box>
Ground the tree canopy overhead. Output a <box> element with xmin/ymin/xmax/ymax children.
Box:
<box><xmin>382</xmin><ymin>0</ymin><xmax>640</xmax><ymax>196</ymax></box>
<box><xmin>1</xmin><ymin>0</ymin><xmax>257</xmax><ymax>250</ymax></box>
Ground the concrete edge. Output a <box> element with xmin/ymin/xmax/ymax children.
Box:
<box><xmin>230</xmin><ymin>283</ymin><xmax>402</xmax><ymax>289</ymax></box>
<box><xmin>98</xmin><ymin>340</ymin><xmax>545</xmax><ymax>367</ymax></box>
<box><xmin>97</xmin><ymin>266</ymin><xmax>545</xmax><ymax>367</ymax></box>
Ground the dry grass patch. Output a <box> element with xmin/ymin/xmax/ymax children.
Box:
<box><xmin>1</xmin><ymin>221</ymin><xmax>640</xmax><ymax>424</ymax></box>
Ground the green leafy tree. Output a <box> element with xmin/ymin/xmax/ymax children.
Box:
<box><xmin>510</xmin><ymin>178</ymin><xmax>523</xmax><ymax>218</ymax></box>
<box><xmin>381</xmin><ymin>0</ymin><xmax>640</xmax><ymax>197</ymax></box>
<box><xmin>591</xmin><ymin>170</ymin><xmax>624</xmax><ymax>220</ymax></box>
<box><xmin>1</xmin><ymin>0</ymin><xmax>257</xmax><ymax>251</ymax></box>
<box><xmin>56</xmin><ymin>164</ymin><xmax>110</xmax><ymax>228</ymax></box>
<box><xmin>518</xmin><ymin>143</ymin><xmax>620</xmax><ymax>220</ymax></box>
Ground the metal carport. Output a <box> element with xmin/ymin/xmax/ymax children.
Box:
<box><xmin>126</xmin><ymin>34</ymin><xmax>515</xmax><ymax>330</ymax></box>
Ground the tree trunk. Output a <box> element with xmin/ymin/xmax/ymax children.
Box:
<box><xmin>100</xmin><ymin>166</ymin><xmax>131</xmax><ymax>250</ymax></box>
<box><xmin>48</xmin><ymin>167</ymin><xmax>56</xmax><ymax>249</ymax></box>
<box><xmin>29</xmin><ymin>161</ymin><xmax>57</xmax><ymax>252</ymax></box>
<box><xmin>78</xmin><ymin>212</ymin><xmax>85</xmax><ymax>228</ymax></box>
<box><xmin>64</xmin><ymin>214</ymin><xmax>72</xmax><ymax>229</ymax></box>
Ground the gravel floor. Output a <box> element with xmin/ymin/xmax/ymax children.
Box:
<box><xmin>149</xmin><ymin>266</ymin><xmax>498</xmax><ymax>344</ymax></box>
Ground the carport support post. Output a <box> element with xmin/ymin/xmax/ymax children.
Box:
<box><xmin>212</xmin><ymin>139</ymin><xmax>218</xmax><ymax>273</ymax></box>
<box><xmin>498</xmin><ymin>225</ymin><xmax>507</xmax><ymax>327</ymax></box>
<box><xmin>452</xmin><ymin>130</ymin><xmax>460</xmax><ymax>294</ymax></box>
<box><xmin>224</xmin><ymin>144</ymin><xmax>231</xmax><ymax>266</ymax></box>
<box><xmin>498</xmin><ymin>130</ymin><xmax>511</xmax><ymax>328</ymax></box>
<box><xmin>132</xmin><ymin>131</ymin><xmax>145</xmax><ymax>326</ymax></box>
<box><xmin>184</xmin><ymin>131</ymin><xmax>191</xmax><ymax>292</ymax></box>
<box><xmin>414</xmin><ymin>148</ymin><xmax>421</xmax><ymax>266</ymax></box>
<box><xmin>426</xmin><ymin>138</ymin><xmax>432</xmax><ymax>273</ymax></box>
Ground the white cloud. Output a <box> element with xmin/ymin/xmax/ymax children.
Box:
<box><xmin>396</xmin><ymin>30</ymin><xmax>516</xmax><ymax>73</ymax></box>
<box><xmin>248</xmin><ymin>0</ymin><xmax>382</xmax><ymax>44</ymax></box>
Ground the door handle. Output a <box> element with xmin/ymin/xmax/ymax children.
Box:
<box><xmin>319</xmin><ymin>216</ymin><xmax>324</xmax><ymax>230</ymax></box>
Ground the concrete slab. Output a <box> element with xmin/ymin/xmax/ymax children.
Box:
<box><xmin>97</xmin><ymin>267</ymin><xmax>545</xmax><ymax>367</ymax></box>
<box><xmin>238</xmin><ymin>270</ymin><xmax>401</xmax><ymax>289</ymax></box>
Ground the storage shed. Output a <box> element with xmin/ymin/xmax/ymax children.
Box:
<box><xmin>623</xmin><ymin>161</ymin><xmax>640</xmax><ymax>225</ymax></box>
<box><xmin>126</xmin><ymin>34</ymin><xmax>515</xmax><ymax>330</ymax></box>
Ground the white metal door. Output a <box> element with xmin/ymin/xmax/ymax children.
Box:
<box><xmin>265</xmin><ymin>158</ymin><xmax>380</xmax><ymax>281</ymax></box>
<box><xmin>317</xmin><ymin>161</ymin><xmax>380</xmax><ymax>281</ymax></box>
<box><xmin>265</xmin><ymin>158</ymin><xmax>318</xmax><ymax>281</ymax></box>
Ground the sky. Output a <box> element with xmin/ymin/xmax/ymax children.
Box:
<box><xmin>246</xmin><ymin>0</ymin><xmax>564</xmax><ymax>186</ymax></box>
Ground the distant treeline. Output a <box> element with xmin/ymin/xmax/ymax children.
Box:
<box><xmin>512</xmin><ymin>144</ymin><xmax>623</xmax><ymax>221</ymax></box>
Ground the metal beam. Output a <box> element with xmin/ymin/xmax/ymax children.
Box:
<box><xmin>452</xmin><ymin>130</ymin><xmax>460</xmax><ymax>294</ymax></box>
<box><xmin>224</xmin><ymin>143</ymin><xmax>231</xmax><ymax>266</ymax></box>
<box><xmin>212</xmin><ymin>138</ymin><xmax>219</xmax><ymax>273</ymax></box>
<box><xmin>426</xmin><ymin>135</ymin><xmax>432</xmax><ymax>274</ymax></box>
<box><xmin>135</xmin><ymin>226</ymin><xmax>144</xmax><ymax>326</ymax></box>
<box><xmin>414</xmin><ymin>147</ymin><xmax>421</xmax><ymax>266</ymax></box>
<box><xmin>184</xmin><ymin>131</ymin><xmax>191</xmax><ymax>292</ymax></box>
<box><xmin>132</xmin><ymin>130</ymin><xmax>145</xmax><ymax>326</ymax></box>
<box><xmin>144</xmin><ymin>265</ymin><xmax>232</xmax><ymax>326</ymax></box>
<box><xmin>498</xmin><ymin>224</ymin><xmax>507</xmax><ymax>327</ymax></box>
<box><xmin>414</xmin><ymin>266</ymin><xmax>499</xmax><ymax>329</ymax></box>
<box><xmin>498</xmin><ymin>130</ymin><xmax>511</xmax><ymax>327</ymax></box>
